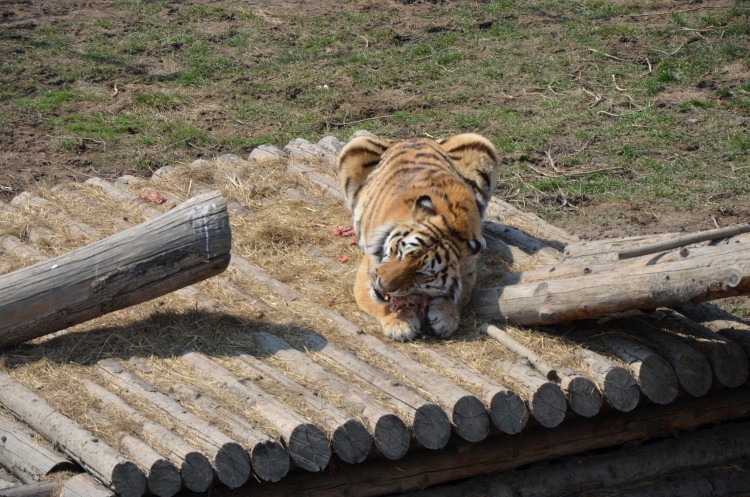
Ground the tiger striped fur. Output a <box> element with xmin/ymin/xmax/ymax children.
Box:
<box><xmin>337</xmin><ymin>133</ymin><xmax>500</xmax><ymax>341</ymax></box>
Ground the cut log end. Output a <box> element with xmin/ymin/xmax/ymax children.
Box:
<box><xmin>638</xmin><ymin>355</ymin><xmax>679</xmax><ymax>405</ymax></box>
<box><xmin>110</xmin><ymin>461</ymin><xmax>147</xmax><ymax>497</ymax></box>
<box><xmin>453</xmin><ymin>395</ymin><xmax>490</xmax><ymax>443</ymax></box>
<box><xmin>413</xmin><ymin>403</ymin><xmax>452</xmax><ymax>450</ymax></box>
<box><xmin>373</xmin><ymin>414</ymin><xmax>410</xmax><ymax>461</ymax></box>
<box><xmin>530</xmin><ymin>382</ymin><xmax>567</xmax><ymax>428</ymax></box>
<box><xmin>215</xmin><ymin>443</ymin><xmax>251</xmax><ymax>489</ymax></box>
<box><xmin>288</xmin><ymin>424</ymin><xmax>331</xmax><ymax>473</ymax></box>
<box><xmin>147</xmin><ymin>460</ymin><xmax>182</xmax><ymax>497</ymax></box>
<box><xmin>706</xmin><ymin>344</ymin><xmax>749</xmax><ymax>389</ymax></box>
<box><xmin>331</xmin><ymin>419</ymin><xmax>372</xmax><ymax>465</ymax></box>
<box><xmin>488</xmin><ymin>389</ymin><xmax>529</xmax><ymax>435</ymax></box>
<box><xmin>249</xmin><ymin>440</ymin><xmax>290</xmax><ymax>483</ymax></box>
<box><xmin>566</xmin><ymin>376</ymin><xmax>602</xmax><ymax>418</ymax></box>
<box><xmin>181</xmin><ymin>453</ymin><xmax>214</xmax><ymax>493</ymax></box>
<box><xmin>602</xmin><ymin>367</ymin><xmax>640</xmax><ymax>412</ymax></box>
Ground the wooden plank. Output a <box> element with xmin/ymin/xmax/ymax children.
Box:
<box><xmin>0</xmin><ymin>374</ymin><xmax>146</xmax><ymax>497</ymax></box>
<box><xmin>178</xmin><ymin>351</ymin><xmax>332</xmax><ymax>473</ymax></box>
<box><xmin>96</xmin><ymin>359</ymin><xmax>251</xmax><ymax>489</ymax></box>
<box><xmin>226</xmin><ymin>385</ymin><xmax>750</xmax><ymax>497</ymax></box>
<box><xmin>0</xmin><ymin>191</ymin><xmax>231</xmax><ymax>348</ymax></box>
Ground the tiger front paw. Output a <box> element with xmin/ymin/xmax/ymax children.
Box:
<box><xmin>427</xmin><ymin>297</ymin><xmax>460</xmax><ymax>339</ymax></box>
<box><xmin>381</xmin><ymin>311</ymin><xmax>421</xmax><ymax>342</ymax></box>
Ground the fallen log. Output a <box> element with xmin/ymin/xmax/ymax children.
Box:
<box><xmin>0</xmin><ymin>191</ymin><xmax>231</xmax><ymax>348</ymax></box>
<box><xmin>575</xmin><ymin>347</ymin><xmax>640</xmax><ymax>412</ymax></box>
<box><xmin>473</xmin><ymin>242</ymin><xmax>750</xmax><ymax>326</ymax></box>
<box><xmin>0</xmin><ymin>374</ymin><xmax>146</xmax><ymax>497</ymax></box>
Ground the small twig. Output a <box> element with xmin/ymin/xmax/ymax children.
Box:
<box><xmin>588</xmin><ymin>47</ymin><xmax>626</xmax><ymax>61</ymax></box>
<box><xmin>547</xmin><ymin>84</ymin><xmax>558</xmax><ymax>95</ymax></box>
<box><xmin>437</xmin><ymin>64</ymin><xmax>457</xmax><ymax>73</ymax></box>
<box><xmin>598</xmin><ymin>110</ymin><xmax>621</xmax><ymax>117</ymax></box>
<box><xmin>60</xmin><ymin>164</ymin><xmax>98</xmax><ymax>178</ymax></box>
<box><xmin>582</xmin><ymin>87</ymin><xmax>602</xmax><ymax>108</ymax></box>
<box><xmin>644</xmin><ymin>56</ymin><xmax>653</xmax><ymax>74</ymax></box>
<box><xmin>712</xmin><ymin>217</ymin><xmax>720</xmax><ymax>229</ymax></box>
<box><xmin>526</xmin><ymin>163</ymin><xmax>552</xmax><ymax>177</ymax></box>
<box><xmin>358</xmin><ymin>34</ymin><xmax>369</xmax><ymax>49</ymax></box>
<box><xmin>544</xmin><ymin>150</ymin><xmax>559</xmax><ymax>172</ymax></box>
<box><xmin>612</xmin><ymin>74</ymin><xmax>627</xmax><ymax>92</ymax></box>
<box><xmin>111</xmin><ymin>84</ymin><xmax>119</xmax><ymax>97</ymax></box>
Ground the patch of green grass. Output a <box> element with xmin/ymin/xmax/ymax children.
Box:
<box><xmin>132</xmin><ymin>90</ymin><xmax>186</xmax><ymax>110</ymax></box>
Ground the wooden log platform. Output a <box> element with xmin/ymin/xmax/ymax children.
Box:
<box><xmin>1</xmin><ymin>134</ymin><xmax>749</xmax><ymax>497</ymax></box>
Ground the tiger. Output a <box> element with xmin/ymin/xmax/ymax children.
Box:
<box><xmin>337</xmin><ymin>133</ymin><xmax>500</xmax><ymax>342</ymax></box>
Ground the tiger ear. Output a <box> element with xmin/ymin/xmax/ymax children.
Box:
<box><xmin>413</xmin><ymin>195</ymin><xmax>436</xmax><ymax>216</ymax></box>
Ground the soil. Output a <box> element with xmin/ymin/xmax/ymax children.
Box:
<box><xmin>1</xmin><ymin>0</ymin><xmax>748</xmax><ymax>244</ymax></box>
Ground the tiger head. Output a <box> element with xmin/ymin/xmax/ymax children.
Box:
<box><xmin>366</xmin><ymin>194</ymin><xmax>484</xmax><ymax>306</ymax></box>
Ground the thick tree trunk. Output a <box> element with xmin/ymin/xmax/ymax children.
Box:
<box><xmin>0</xmin><ymin>191</ymin><xmax>231</xmax><ymax>348</ymax></box>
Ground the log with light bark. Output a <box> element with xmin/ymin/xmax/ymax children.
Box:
<box><xmin>0</xmin><ymin>190</ymin><xmax>231</xmax><ymax>349</ymax></box>
<box><xmin>229</xmin><ymin>256</ymin><xmax>491</xmax><ymax>444</ymax></box>
<box><xmin>482</xmin><ymin>325</ymin><xmax>601</xmax><ymax>418</ymax></box>
<box><xmin>96</xmin><ymin>359</ymin><xmax>251</xmax><ymax>489</ymax></box>
<box><xmin>494</xmin><ymin>357</ymin><xmax>567</xmax><ymax>428</ymax></box>
<box><xmin>231</xmin><ymin>337</ymin><xmax>373</xmax><ymax>464</ymax></box>
<box><xmin>473</xmin><ymin>241</ymin><xmax>750</xmax><ymax>326</ymax></box>
<box><xmin>598</xmin><ymin>334</ymin><xmax>678</xmax><ymax>405</ymax></box>
<box><xmin>80</xmin><ymin>380</ymin><xmax>214</xmax><ymax>493</ymax></box>
<box><xmin>178</xmin><ymin>351</ymin><xmax>332</xmax><ymax>473</ymax></box>
<box><xmin>82</xmin><ymin>409</ymin><xmax>181</xmax><ymax>497</ymax></box>
<box><xmin>0</xmin><ymin>481</ymin><xmax>59</xmax><ymax>497</ymax></box>
<box><xmin>575</xmin><ymin>347</ymin><xmax>640</xmax><ymax>412</ymax></box>
<box><xmin>59</xmin><ymin>474</ymin><xmax>115</xmax><ymax>497</ymax></box>
<box><xmin>0</xmin><ymin>412</ymin><xmax>75</xmax><ymax>481</ymax></box>
<box><xmin>679</xmin><ymin>302</ymin><xmax>750</xmax><ymax>359</ymax></box>
<box><xmin>301</xmin><ymin>334</ymin><xmax>453</xmax><ymax>449</ymax></box>
<box><xmin>169</xmin><ymin>384</ymin><xmax>290</xmax><ymax>483</ymax></box>
<box><xmin>0</xmin><ymin>374</ymin><xmax>146</xmax><ymax>497</ymax></box>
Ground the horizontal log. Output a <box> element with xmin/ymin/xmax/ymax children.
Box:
<box><xmin>575</xmin><ymin>347</ymin><xmax>640</xmax><ymax>412</ymax></box>
<box><xmin>170</xmin><ymin>384</ymin><xmax>290</xmax><ymax>483</ymax></box>
<box><xmin>179</xmin><ymin>351</ymin><xmax>332</xmax><ymax>473</ymax></box>
<box><xmin>474</xmin><ymin>242</ymin><xmax>750</xmax><ymax>325</ymax></box>
<box><xmin>0</xmin><ymin>412</ymin><xmax>75</xmax><ymax>480</ymax></box>
<box><xmin>650</xmin><ymin>308</ymin><xmax>749</xmax><ymax>388</ymax></box>
<box><xmin>484</xmin><ymin>198</ymin><xmax>578</xmax><ymax>250</ymax></box>
<box><xmin>233</xmin><ymin>338</ymin><xmax>373</xmax><ymax>464</ymax></box>
<box><xmin>80</xmin><ymin>379</ymin><xmax>213</xmax><ymax>493</ymax></box>
<box><xmin>302</xmin><ymin>334</ymin><xmax>452</xmax><ymax>450</ymax></box>
<box><xmin>679</xmin><ymin>302</ymin><xmax>750</xmax><ymax>359</ymax></box>
<box><xmin>229</xmin><ymin>257</ymin><xmax>490</xmax><ymax>444</ymax></box>
<box><xmin>401</xmin><ymin>418</ymin><xmax>750</xmax><ymax>497</ymax></box>
<box><xmin>618</xmin><ymin>223</ymin><xmax>750</xmax><ymax>259</ymax></box>
<box><xmin>97</xmin><ymin>359</ymin><xmax>251</xmax><ymax>489</ymax></box>
<box><xmin>0</xmin><ymin>191</ymin><xmax>231</xmax><ymax>348</ymax></box>
<box><xmin>410</xmin><ymin>345</ymin><xmax>528</xmax><ymax>434</ymax></box>
<box><xmin>615</xmin><ymin>317</ymin><xmax>713</xmax><ymax>397</ymax></box>
<box><xmin>226</xmin><ymin>379</ymin><xmax>750</xmax><ymax>497</ymax></box>
<box><xmin>496</xmin><ymin>357</ymin><xmax>567</xmax><ymax>428</ymax></box>
<box><xmin>246</xmin><ymin>333</ymin><xmax>407</xmax><ymax>461</ymax></box>
<box><xmin>599</xmin><ymin>334</ymin><xmax>678</xmax><ymax>405</ymax></box>
<box><xmin>482</xmin><ymin>325</ymin><xmax>601</xmax><ymax>418</ymax></box>
<box><xmin>0</xmin><ymin>374</ymin><xmax>146</xmax><ymax>497</ymax></box>
<box><xmin>59</xmin><ymin>473</ymin><xmax>115</xmax><ymax>497</ymax></box>
<box><xmin>82</xmin><ymin>409</ymin><xmax>181</xmax><ymax>497</ymax></box>
<box><xmin>0</xmin><ymin>482</ymin><xmax>59</xmax><ymax>497</ymax></box>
